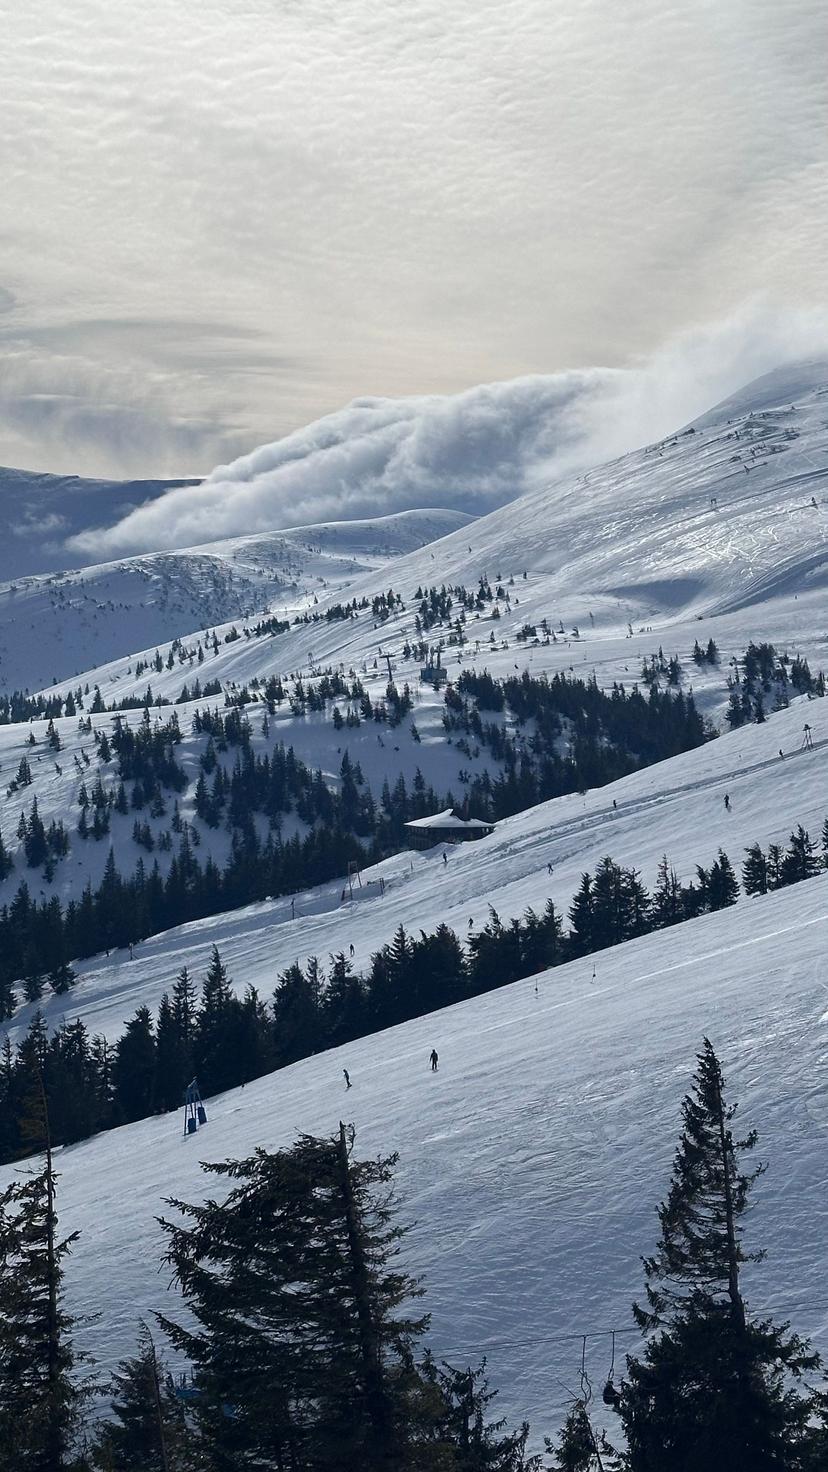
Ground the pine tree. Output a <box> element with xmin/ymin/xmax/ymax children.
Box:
<box><xmin>195</xmin><ymin>947</ymin><xmax>234</xmax><ymax>1092</ymax></box>
<box><xmin>651</xmin><ymin>854</ymin><xmax>682</xmax><ymax>928</ymax></box>
<box><xmin>780</xmin><ymin>826</ymin><xmax>820</xmax><ymax>887</ymax></box>
<box><xmin>621</xmin><ymin>1039</ymin><xmax>823</xmax><ymax>1471</ymax></box>
<box><xmin>567</xmin><ymin>874</ymin><xmax>594</xmax><ymax>956</ymax></box>
<box><xmin>113</xmin><ymin>1007</ymin><xmax>157</xmax><ymax>1123</ymax></box>
<box><xmin>91</xmin><ymin>1323</ymin><xmax>185</xmax><ymax>1471</ymax></box>
<box><xmin>0</xmin><ymin>1077</ymin><xmax>92</xmax><ymax>1468</ymax></box>
<box><xmin>429</xmin><ymin>1358</ymin><xmax>541</xmax><ymax>1469</ymax></box>
<box><xmin>158</xmin><ymin>1127</ymin><xmax>444</xmax><ymax>1470</ymax></box>
<box><xmin>547</xmin><ymin>1403</ymin><xmax>621</xmax><ymax>1469</ymax></box>
<box><xmin>742</xmin><ymin>842</ymin><xmax>768</xmax><ymax>896</ymax></box>
<box><xmin>48</xmin><ymin>962</ymin><xmax>77</xmax><ymax>996</ymax></box>
<box><xmin>706</xmin><ymin>849</ymin><xmax>739</xmax><ymax>910</ymax></box>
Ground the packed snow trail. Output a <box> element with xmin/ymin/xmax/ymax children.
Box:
<box><xmin>4</xmin><ymin>878</ymin><xmax>826</xmax><ymax>1450</ymax></box>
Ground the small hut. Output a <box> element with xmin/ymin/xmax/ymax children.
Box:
<box><xmin>403</xmin><ymin>807</ymin><xmax>494</xmax><ymax>851</ymax></box>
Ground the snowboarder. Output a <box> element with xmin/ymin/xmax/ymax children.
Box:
<box><xmin>430</xmin><ymin>1049</ymin><xmax>439</xmax><ymax>1072</ymax></box>
<box><xmin>612</xmin><ymin>798</ymin><xmax>617</xmax><ymax>810</ymax></box>
<box><xmin>468</xmin><ymin>916</ymin><xmax>474</xmax><ymax>930</ymax></box>
<box><xmin>779</xmin><ymin>748</ymin><xmax>784</xmax><ymax>759</ymax></box>
<box><xmin>724</xmin><ymin>793</ymin><xmax>731</xmax><ymax>811</ymax></box>
<box><xmin>442</xmin><ymin>851</ymin><xmax>448</xmax><ymax>866</ymax></box>
<box><xmin>343</xmin><ymin>1069</ymin><xmax>351</xmax><ymax>1089</ymax></box>
<box><xmin>349</xmin><ymin>943</ymin><xmax>355</xmax><ymax>957</ymax></box>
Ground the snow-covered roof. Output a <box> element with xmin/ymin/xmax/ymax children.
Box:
<box><xmin>404</xmin><ymin>808</ymin><xmax>493</xmax><ymax>831</ymax></box>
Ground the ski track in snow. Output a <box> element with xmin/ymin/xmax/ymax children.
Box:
<box><xmin>2</xmin><ymin>362</ymin><xmax>828</xmax><ymax>1444</ymax></box>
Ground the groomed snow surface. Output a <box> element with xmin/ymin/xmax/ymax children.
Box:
<box><xmin>13</xmin><ymin>875</ymin><xmax>828</xmax><ymax>1450</ymax></box>
<box><xmin>2</xmin><ymin>361</ymin><xmax>828</xmax><ymax>1449</ymax></box>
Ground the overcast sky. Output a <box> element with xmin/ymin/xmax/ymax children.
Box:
<box><xmin>2</xmin><ymin>0</ymin><xmax>827</xmax><ymax>482</ymax></box>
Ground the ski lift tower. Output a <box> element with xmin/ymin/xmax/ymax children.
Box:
<box><xmin>183</xmin><ymin>1078</ymin><xmax>208</xmax><ymax>1136</ymax></box>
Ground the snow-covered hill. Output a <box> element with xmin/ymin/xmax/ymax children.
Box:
<box><xmin>0</xmin><ymin>508</ymin><xmax>470</xmax><ymax>691</ymax></box>
<box><xmin>2</xmin><ymin>360</ymin><xmax>828</xmax><ymax>1448</ymax></box>
<box><xmin>5</xmin><ymin>688</ymin><xmax>826</xmax><ymax>1044</ymax></box>
<box><xmin>4</xmin><ymin>874</ymin><xmax>825</xmax><ymax>1448</ymax></box>
<box><xmin>0</xmin><ymin>465</ymin><xmax>199</xmax><ymax>579</ymax></box>
<box><xmin>35</xmin><ymin>362</ymin><xmax>828</xmax><ymax>728</ymax></box>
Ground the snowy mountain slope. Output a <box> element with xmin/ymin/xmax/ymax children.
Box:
<box><xmin>0</xmin><ymin>466</ymin><xmax>199</xmax><ymax>579</ymax></box>
<box><xmin>35</xmin><ymin>362</ymin><xmax>828</xmax><ymax>737</ymax></box>
<box><xmin>3</xmin><ymin>874</ymin><xmax>826</xmax><ymax>1447</ymax></box>
<box><xmin>0</xmin><ymin>366</ymin><xmax>826</xmax><ymax>960</ymax></box>
<box><xmin>2</xmin><ymin>362</ymin><xmax>828</xmax><ymax>1444</ymax></box>
<box><xmin>5</xmin><ymin>688</ymin><xmax>826</xmax><ymax>1046</ymax></box>
<box><xmin>0</xmin><ymin>508</ymin><xmax>470</xmax><ymax>691</ymax></box>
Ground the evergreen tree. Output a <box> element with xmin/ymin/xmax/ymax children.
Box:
<box><xmin>567</xmin><ymin>874</ymin><xmax>594</xmax><ymax>956</ymax></box>
<box><xmin>621</xmin><ymin>1039</ymin><xmax>823</xmax><ymax>1471</ymax></box>
<box><xmin>158</xmin><ymin>1127</ymin><xmax>444</xmax><ymax>1471</ymax></box>
<box><xmin>113</xmin><ymin>1007</ymin><xmax>157</xmax><ymax>1123</ymax></box>
<box><xmin>48</xmin><ymin>962</ymin><xmax>77</xmax><ymax>996</ymax></box>
<box><xmin>742</xmin><ymin>843</ymin><xmax>769</xmax><ymax>896</ymax></box>
<box><xmin>547</xmin><ymin>1403</ymin><xmax>620</xmax><ymax>1469</ymax></box>
<box><xmin>272</xmin><ymin>961</ymin><xmax>323</xmax><ymax>1065</ymax></box>
<box><xmin>706</xmin><ymin>849</ymin><xmax>739</xmax><ymax>910</ymax></box>
<box><xmin>195</xmin><ymin>948</ymin><xmax>234</xmax><ymax>1093</ymax></box>
<box><xmin>428</xmin><ymin>1358</ymin><xmax>541</xmax><ymax>1469</ymax></box>
<box><xmin>780</xmin><ymin>826</ymin><xmax>820</xmax><ymax>888</ymax></box>
<box><xmin>0</xmin><ymin>1081</ymin><xmax>92</xmax><ymax>1468</ymax></box>
<box><xmin>91</xmin><ymin>1323</ymin><xmax>186</xmax><ymax>1471</ymax></box>
<box><xmin>651</xmin><ymin>854</ymin><xmax>683</xmax><ymax>928</ymax></box>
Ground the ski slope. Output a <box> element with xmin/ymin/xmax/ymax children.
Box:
<box><xmin>3</xmin><ymin>876</ymin><xmax>825</xmax><ymax>1448</ymax></box>
<box><xmin>2</xmin><ymin>360</ymin><xmax>828</xmax><ymax>1445</ymax></box>
<box><xmin>5</xmin><ymin>689</ymin><xmax>827</xmax><ymax>1046</ymax></box>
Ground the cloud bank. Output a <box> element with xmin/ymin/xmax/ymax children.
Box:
<box><xmin>69</xmin><ymin>305</ymin><xmax>828</xmax><ymax>558</ymax></box>
<box><xmin>2</xmin><ymin>0</ymin><xmax>827</xmax><ymax>477</ymax></box>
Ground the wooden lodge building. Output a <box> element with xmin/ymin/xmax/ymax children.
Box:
<box><xmin>403</xmin><ymin>807</ymin><xmax>495</xmax><ymax>850</ymax></box>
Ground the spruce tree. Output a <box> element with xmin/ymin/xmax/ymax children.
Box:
<box><xmin>780</xmin><ymin>826</ymin><xmax>820</xmax><ymax>887</ymax></box>
<box><xmin>158</xmin><ymin>1126</ymin><xmax>445</xmax><ymax>1471</ymax></box>
<box><xmin>0</xmin><ymin>1076</ymin><xmax>92</xmax><ymax>1468</ymax></box>
<box><xmin>706</xmin><ymin>849</ymin><xmax>739</xmax><ymax>910</ymax></box>
<box><xmin>651</xmin><ymin>855</ymin><xmax>682</xmax><ymax>928</ymax></box>
<box><xmin>621</xmin><ymin>1039</ymin><xmax>823</xmax><ymax>1471</ymax></box>
<box><xmin>91</xmin><ymin>1323</ymin><xmax>185</xmax><ymax>1471</ymax></box>
<box><xmin>742</xmin><ymin>843</ymin><xmax>768</xmax><ymax>896</ymax></box>
<box><xmin>547</xmin><ymin>1404</ymin><xmax>621</xmax><ymax>1470</ymax></box>
<box><xmin>428</xmin><ymin>1358</ymin><xmax>541</xmax><ymax>1469</ymax></box>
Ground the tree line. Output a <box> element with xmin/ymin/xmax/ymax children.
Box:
<box><xmin>0</xmin><ymin>667</ymin><xmax>715</xmax><ymax>1003</ymax></box>
<box><xmin>3</xmin><ymin>816</ymin><xmax>827</xmax><ymax>1161</ymax></box>
<box><xmin>445</xmin><ymin>669</ymin><xmax>709</xmax><ymax>820</ymax></box>
<box><xmin>2</xmin><ymin>1042</ymin><xmax>827</xmax><ymax>1469</ymax></box>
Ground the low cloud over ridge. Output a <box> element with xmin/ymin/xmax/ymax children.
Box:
<box><xmin>68</xmin><ymin>307</ymin><xmax>828</xmax><ymax>560</ymax></box>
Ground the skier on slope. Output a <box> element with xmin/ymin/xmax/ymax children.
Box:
<box><xmin>430</xmin><ymin>1049</ymin><xmax>439</xmax><ymax>1072</ymax></box>
<box><xmin>343</xmin><ymin>1069</ymin><xmax>351</xmax><ymax>1089</ymax></box>
<box><xmin>724</xmin><ymin>793</ymin><xmax>731</xmax><ymax>811</ymax></box>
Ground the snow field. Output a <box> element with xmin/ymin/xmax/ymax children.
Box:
<box><xmin>5</xmin><ymin>875</ymin><xmax>826</xmax><ymax>1448</ymax></box>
